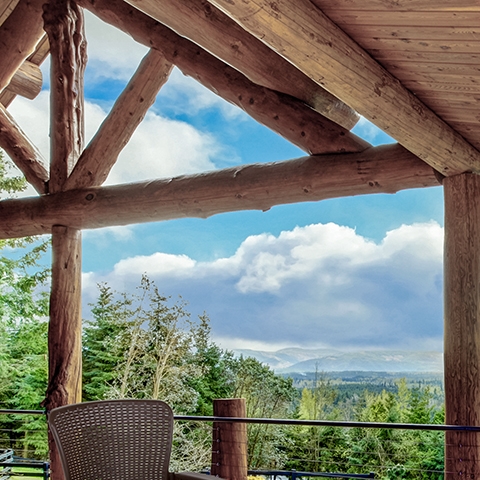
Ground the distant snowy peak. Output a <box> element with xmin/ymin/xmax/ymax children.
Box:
<box><xmin>233</xmin><ymin>348</ymin><xmax>443</xmax><ymax>373</ymax></box>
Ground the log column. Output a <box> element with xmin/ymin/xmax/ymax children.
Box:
<box><xmin>444</xmin><ymin>172</ymin><xmax>480</xmax><ymax>478</ymax></box>
<box><xmin>42</xmin><ymin>2</ymin><xmax>86</xmax><ymax>480</ymax></box>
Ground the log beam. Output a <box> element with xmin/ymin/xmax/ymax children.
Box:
<box><xmin>0</xmin><ymin>34</ymin><xmax>50</xmax><ymax>108</ymax></box>
<box><xmin>123</xmin><ymin>0</ymin><xmax>359</xmax><ymax>131</ymax></box>
<box><xmin>43</xmin><ymin>0</ymin><xmax>86</xmax><ymax>193</ymax></box>
<box><xmin>444</xmin><ymin>173</ymin><xmax>480</xmax><ymax>479</ymax></box>
<box><xmin>65</xmin><ymin>49</ymin><xmax>173</xmax><ymax>190</ymax></box>
<box><xmin>76</xmin><ymin>0</ymin><xmax>368</xmax><ymax>155</ymax></box>
<box><xmin>206</xmin><ymin>0</ymin><xmax>480</xmax><ymax>176</ymax></box>
<box><xmin>0</xmin><ymin>0</ymin><xmax>20</xmax><ymax>26</ymax></box>
<box><xmin>0</xmin><ymin>0</ymin><xmax>45</xmax><ymax>93</ymax></box>
<box><xmin>0</xmin><ymin>104</ymin><xmax>48</xmax><ymax>193</ymax></box>
<box><xmin>7</xmin><ymin>60</ymin><xmax>42</xmax><ymax>100</ymax></box>
<box><xmin>0</xmin><ymin>144</ymin><xmax>440</xmax><ymax>239</ymax></box>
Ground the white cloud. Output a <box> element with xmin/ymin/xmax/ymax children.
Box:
<box><xmin>156</xmin><ymin>68</ymin><xmax>246</xmax><ymax>121</ymax></box>
<box><xmin>84</xmin><ymin>10</ymin><xmax>148</xmax><ymax>82</ymax></box>
<box><xmin>105</xmin><ymin>111</ymin><xmax>218</xmax><ymax>184</ymax></box>
<box><xmin>82</xmin><ymin>222</ymin><xmax>444</xmax><ymax>351</ymax></box>
<box><xmin>113</xmin><ymin>252</ymin><xmax>196</xmax><ymax>277</ymax></box>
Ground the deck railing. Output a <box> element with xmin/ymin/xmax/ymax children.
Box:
<box><xmin>2</xmin><ymin>407</ymin><xmax>479</xmax><ymax>479</ymax></box>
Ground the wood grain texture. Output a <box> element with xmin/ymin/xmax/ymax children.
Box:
<box><xmin>0</xmin><ymin>145</ymin><xmax>440</xmax><ymax>239</ymax></box>
<box><xmin>43</xmin><ymin>0</ymin><xmax>86</xmax><ymax>193</ymax></box>
<box><xmin>315</xmin><ymin>11</ymin><xmax>480</xmax><ymax>27</ymax></box>
<box><xmin>444</xmin><ymin>173</ymin><xmax>480</xmax><ymax>479</ymax></box>
<box><xmin>123</xmin><ymin>0</ymin><xmax>359</xmax><ymax>130</ymax></box>
<box><xmin>77</xmin><ymin>0</ymin><xmax>368</xmax><ymax>155</ymax></box>
<box><xmin>7</xmin><ymin>60</ymin><xmax>42</xmax><ymax>100</ymax></box>
<box><xmin>0</xmin><ymin>0</ymin><xmax>45</xmax><ymax>93</ymax></box>
<box><xmin>0</xmin><ymin>34</ymin><xmax>49</xmax><ymax>107</ymax></box>
<box><xmin>0</xmin><ymin>104</ymin><xmax>48</xmax><ymax>193</ymax></box>
<box><xmin>44</xmin><ymin>226</ymin><xmax>82</xmax><ymax>480</ymax></box>
<box><xmin>207</xmin><ymin>0</ymin><xmax>480</xmax><ymax>176</ymax></box>
<box><xmin>311</xmin><ymin>0</ymin><xmax>479</xmax><ymax>11</ymax></box>
<box><xmin>65</xmin><ymin>49</ymin><xmax>173</xmax><ymax>190</ymax></box>
<box><xmin>211</xmin><ymin>399</ymin><xmax>248</xmax><ymax>480</ymax></box>
<box><xmin>0</xmin><ymin>0</ymin><xmax>19</xmax><ymax>26</ymax></box>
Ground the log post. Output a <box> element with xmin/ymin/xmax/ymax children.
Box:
<box><xmin>211</xmin><ymin>399</ymin><xmax>248</xmax><ymax>480</ymax></box>
<box><xmin>44</xmin><ymin>0</ymin><xmax>86</xmax><ymax>194</ymax></box>
<box><xmin>444</xmin><ymin>172</ymin><xmax>480</xmax><ymax>478</ymax></box>
<box><xmin>42</xmin><ymin>2</ymin><xmax>86</xmax><ymax>480</ymax></box>
<box><xmin>44</xmin><ymin>226</ymin><xmax>82</xmax><ymax>479</ymax></box>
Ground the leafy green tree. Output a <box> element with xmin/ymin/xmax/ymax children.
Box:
<box><xmin>0</xmin><ymin>150</ymin><xmax>50</xmax><ymax>458</ymax></box>
<box><xmin>231</xmin><ymin>356</ymin><xmax>296</xmax><ymax>469</ymax></box>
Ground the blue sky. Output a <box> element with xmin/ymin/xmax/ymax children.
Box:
<box><xmin>9</xmin><ymin>11</ymin><xmax>445</xmax><ymax>352</ymax></box>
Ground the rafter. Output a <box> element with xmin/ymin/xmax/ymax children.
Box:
<box><xmin>206</xmin><ymin>0</ymin><xmax>480</xmax><ymax>176</ymax></box>
<box><xmin>0</xmin><ymin>0</ymin><xmax>45</xmax><ymax>93</ymax></box>
<box><xmin>0</xmin><ymin>104</ymin><xmax>48</xmax><ymax>193</ymax></box>
<box><xmin>7</xmin><ymin>60</ymin><xmax>42</xmax><ymax>100</ymax></box>
<box><xmin>77</xmin><ymin>0</ymin><xmax>368</xmax><ymax>155</ymax></box>
<box><xmin>0</xmin><ymin>144</ymin><xmax>439</xmax><ymax>239</ymax></box>
<box><xmin>123</xmin><ymin>0</ymin><xmax>358</xmax><ymax>131</ymax></box>
<box><xmin>0</xmin><ymin>34</ymin><xmax>49</xmax><ymax>107</ymax></box>
<box><xmin>65</xmin><ymin>49</ymin><xmax>173</xmax><ymax>190</ymax></box>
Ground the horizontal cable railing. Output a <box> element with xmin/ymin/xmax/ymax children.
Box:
<box><xmin>1</xmin><ymin>408</ymin><xmax>474</xmax><ymax>479</ymax></box>
<box><xmin>0</xmin><ymin>409</ymin><xmax>477</xmax><ymax>432</ymax></box>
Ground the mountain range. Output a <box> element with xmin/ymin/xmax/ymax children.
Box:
<box><xmin>232</xmin><ymin>347</ymin><xmax>443</xmax><ymax>373</ymax></box>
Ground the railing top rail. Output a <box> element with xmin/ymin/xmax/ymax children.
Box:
<box><xmin>1</xmin><ymin>409</ymin><xmax>478</xmax><ymax>432</ymax></box>
<box><xmin>175</xmin><ymin>415</ymin><xmax>480</xmax><ymax>432</ymax></box>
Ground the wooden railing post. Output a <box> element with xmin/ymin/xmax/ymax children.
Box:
<box><xmin>211</xmin><ymin>399</ymin><xmax>248</xmax><ymax>480</ymax></box>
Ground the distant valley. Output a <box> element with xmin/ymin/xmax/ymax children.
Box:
<box><xmin>233</xmin><ymin>347</ymin><xmax>443</xmax><ymax>374</ymax></box>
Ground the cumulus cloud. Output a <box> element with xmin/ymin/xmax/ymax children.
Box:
<box><xmin>84</xmin><ymin>10</ymin><xmax>148</xmax><ymax>82</ymax></box>
<box><xmin>82</xmin><ymin>222</ymin><xmax>444</xmax><ymax>351</ymax></box>
<box><xmin>156</xmin><ymin>68</ymin><xmax>245</xmax><ymax>120</ymax></box>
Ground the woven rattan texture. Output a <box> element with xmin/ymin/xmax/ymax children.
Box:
<box><xmin>49</xmin><ymin>400</ymin><xmax>173</xmax><ymax>480</ymax></box>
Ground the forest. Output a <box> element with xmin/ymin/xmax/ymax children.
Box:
<box><xmin>0</xmin><ymin>151</ymin><xmax>445</xmax><ymax>479</ymax></box>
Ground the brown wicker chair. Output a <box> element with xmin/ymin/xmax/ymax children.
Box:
<box><xmin>48</xmin><ymin>399</ymin><xmax>215</xmax><ymax>480</ymax></box>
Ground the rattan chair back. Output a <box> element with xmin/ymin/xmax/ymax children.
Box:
<box><xmin>48</xmin><ymin>399</ymin><xmax>174</xmax><ymax>480</ymax></box>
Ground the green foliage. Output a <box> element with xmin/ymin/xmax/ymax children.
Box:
<box><xmin>0</xmin><ymin>150</ymin><xmax>50</xmax><ymax>459</ymax></box>
<box><xmin>82</xmin><ymin>275</ymin><xmax>236</xmax><ymax>471</ymax></box>
<box><xmin>231</xmin><ymin>356</ymin><xmax>297</xmax><ymax>469</ymax></box>
<box><xmin>284</xmin><ymin>378</ymin><xmax>445</xmax><ymax>479</ymax></box>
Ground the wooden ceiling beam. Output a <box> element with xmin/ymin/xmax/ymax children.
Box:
<box><xmin>122</xmin><ymin>0</ymin><xmax>359</xmax><ymax>131</ymax></box>
<box><xmin>0</xmin><ymin>104</ymin><xmax>48</xmax><ymax>193</ymax></box>
<box><xmin>0</xmin><ymin>0</ymin><xmax>45</xmax><ymax>94</ymax></box>
<box><xmin>77</xmin><ymin>0</ymin><xmax>368</xmax><ymax>155</ymax></box>
<box><xmin>7</xmin><ymin>60</ymin><xmax>42</xmax><ymax>100</ymax></box>
<box><xmin>0</xmin><ymin>34</ymin><xmax>49</xmax><ymax>107</ymax></box>
<box><xmin>206</xmin><ymin>0</ymin><xmax>480</xmax><ymax>176</ymax></box>
<box><xmin>0</xmin><ymin>144</ymin><xmax>439</xmax><ymax>239</ymax></box>
<box><xmin>65</xmin><ymin>49</ymin><xmax>173</xmax><ymax>190</ymax></box>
